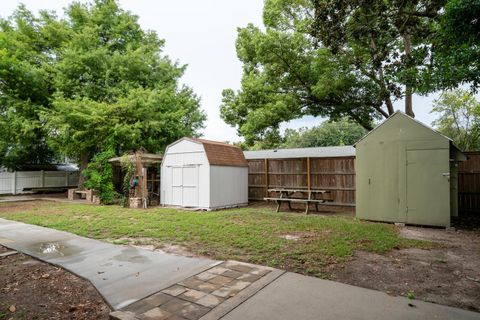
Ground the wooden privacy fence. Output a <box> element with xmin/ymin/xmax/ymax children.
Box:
<box><xmin>458</xmin><ymin>151</ymin><xmax>480</xmax><ymax>213</ymax></box>
<box><xmin>0</xmin><ymin>171</ymin><xmax>79</xmax><ymax>195</ymax></box>
<box><xmin>248</xmin><ymin>157</ymin><xmax>355</xmax><ymax>211</ymax></box>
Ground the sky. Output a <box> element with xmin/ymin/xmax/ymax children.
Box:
<box><xmin>2</xmin><ymin>0</ymin><xmax>442</xmax><ymax>142</ymax></box>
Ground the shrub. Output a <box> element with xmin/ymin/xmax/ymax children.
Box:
<box><xmin>119</xmin><ymin>154</ymin><xmax>136</xmax><ymax>207</ymax></box>
<box><xmin>83</xmin><ymin>147</ymin><xmax>116</xmax><ymax>204</ymax></box>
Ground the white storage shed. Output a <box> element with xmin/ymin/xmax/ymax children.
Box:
<box><xmin>161</xmin><ymin>137</ymin><xmax>249</xmax><ymax>210</ymax></box>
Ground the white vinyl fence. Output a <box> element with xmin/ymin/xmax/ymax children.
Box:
<box><xmin>0</xmin><ymin>171</ymin><xmax>79</xmax><ymax>195</ymax></box>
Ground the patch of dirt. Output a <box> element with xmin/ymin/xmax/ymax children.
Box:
<box><xmin>329</xmin><ymin>226</ymin><xmax>480</xmax><ymax>312</ymax></box>
<box><xmin>452</xmin><ymin>214</ymin><xmax>480</xmax><ymax>231</ymax></box>
<box><xmin>159</xmin><ymin>243</ymin><xmax>198</xmax><ymax>257</ymax></box>
<box><xmin>0</xmin><ymin>201</ymin><xmax>41</xmax><ymax>212</ymax></box>
<box><xmin>109</xmin><ymin>237</ymin><xmax>198</xmax><ymax>258</ymax></box>
<box><xmin>0</xmin><ymin>246</ymin><xmax>110</xmax><ymax>319</ymax></box>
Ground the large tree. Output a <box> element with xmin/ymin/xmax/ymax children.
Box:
<box><xmin>220</xmin><ymin>0</ymin><xmax>475</xmax><ymax>146</ymax></box>
<box><xmin>0</xmin><ymin>0</ymin><xmax>206</xmax><ymax>176</ymax></box>
<box><xmin>0</xmin><ymin>6</ymin><xmax>67</xmax><ymax>169</ymax></box>
<box><xmin>427</xmin><ymin>0</ymin><xmax>480</xmax><ymax>91</ymax></box>
<box><xmin>220</xmin><ymin>1</ymin><xmax>379</xmax><ymax>145</ymax></box>
<box><xmin>311</xmin><ymin>0</ymin><xmax>446</xmax><ymax>117</ymax></box>
<box><xmin>282</xmin><ymin>119</ymin><xmax>367</xmax><ymax>148</ymax></box>
<box><xmin>431</xmin><ymin>90</ymin><xmax>480</xmax><ymax>151</ymax></box>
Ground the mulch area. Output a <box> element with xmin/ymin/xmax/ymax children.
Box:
<box><xmin>0</xmin><ymin>246</ymin><xmax>110</xmax><ymax>319</ymax></box>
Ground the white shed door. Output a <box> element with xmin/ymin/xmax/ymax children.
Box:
<box><xmin>182</xmin><ymin>166</ymin><xmax>198</xmax><ymax>207</ymax></box>
<box><xmin>170</xmin><ymin>165</ymin><xmax>199</xmax><ymax>207</ymax></box>
<box><xmin>171</xmin><ymin>167</ymin><xmax>183</xmax><ymax>206</ymax></box>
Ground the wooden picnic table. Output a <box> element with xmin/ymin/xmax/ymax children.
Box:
<box><xmin>264</xmin><ymin>188</ymin><xmax>332</xmax><ymax>214</ymax></box>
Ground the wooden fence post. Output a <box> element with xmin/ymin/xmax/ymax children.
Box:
<box><xmin>307</xmin><ymin>157</ymin><xmax>311</xmax><ymax>191</ymax></box>
<box><xmin>40</xmin><ymin>170</ymin><xmax>45</xmax><ymax>188</ymax></box>
<box><xmin>265</xmin><ymin>158</ymin><xmax>269</xmax><ymax>198</ymax></box>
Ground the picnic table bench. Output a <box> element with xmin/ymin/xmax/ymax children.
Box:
<box><xmin>265</xmin><ymin>188</ymin><xmax>332</xmax><ymax>214</ymax></box>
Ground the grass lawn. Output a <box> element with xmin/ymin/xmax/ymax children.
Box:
<box><xmin>0</xmin><ymin>201</ymin><xmax>429</xmax><ymax>277</ymax></box>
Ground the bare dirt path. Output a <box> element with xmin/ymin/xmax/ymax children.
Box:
<box><xmin>329</xmin><ymin>226</ymin><xmax>480</xmax><ymax>312</ymax></box>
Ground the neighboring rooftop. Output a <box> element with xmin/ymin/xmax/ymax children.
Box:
<box><xmin>187</xmin><ymin>137</ymin><xmax>249</xmax><ymax>167</ymax></box>
<box><xmin>243</xmin><ymin>146</ymin><xmax>356</xmax><ymax>160</ymax></box>
<box><xmin>1</xmin><ymin>163</ymin><xmax>80</xmax><ymax>172</ymax></box>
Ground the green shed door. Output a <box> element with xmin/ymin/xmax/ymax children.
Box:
<box><xmin>406</xmin><ymin>149</ymin><xmax>450</xmax><ymax>226</ymax></box>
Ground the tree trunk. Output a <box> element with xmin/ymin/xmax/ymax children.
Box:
<box><xmin>369</xmin><ymin>37</ymin><xmax>395</xmax><ymax>117</ymax></box>
<box><xmin>78</xmin><ymin>151</ymin><xmax>91</xmax><ymax>188</ymax></box>
<box><xmin>385</xmin><ymin>96</ymin><xmax>395</xmax><ymax>116</ymax></box>
<box><xmin>403</xmin><ymin>34</ymin><xmax>415</xmax><ymax>117</ymax></box>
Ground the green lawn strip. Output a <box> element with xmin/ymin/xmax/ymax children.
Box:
<box><xmin>0</xmin><ymin>201</ymin><xmax>429</xmax><ymax>277</ymax></box>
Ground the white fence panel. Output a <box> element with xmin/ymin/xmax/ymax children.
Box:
<box><xmin>16</xmin><ymin>171</ymin><xmax>42</xmax><ymax>194</ymax></box>
<box><xmin>0</xmin><ymin>172</ymin><xmax>14</xmax><ymax>194</ymax></box>
<box><xmin>45</xmin><ymin>171</ymin><xmax>66</xmax><ymax>187</ymax></box>
<box><xmin>67</xmin><ymin>171</ymin><xmax>79</xmax><ymax>186</ymax></box>
<box><xmin>0</xmin><ymin>170</ymin><xmax>79</xmax><ymax>195</ymax></box>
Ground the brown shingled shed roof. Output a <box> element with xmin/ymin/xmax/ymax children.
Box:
<box><xmin>187</xmin><ymin>138</ymin><xmax>248</xmax><ymax>167</ymax></box>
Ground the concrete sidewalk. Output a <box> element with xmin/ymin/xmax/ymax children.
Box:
<box><xmin>221</xmin><ymin>272</ymin><xmax>479</xmax><ymax>320</ymax></box>
<box><xmin>0</xmin><ymin>218</ymin><xmax>218</xmax><ymax>309</ymax></box>
<box><xmin>1</xmin><ymin>217</ymin><xmax>479</xmax><ymax>319</ymax></box>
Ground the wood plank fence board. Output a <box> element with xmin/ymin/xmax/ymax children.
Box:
<box><xmin>249</xmin><ymin>151</ymin><xmax>480</xmax><ymax>214</ymax></box>
<box><xmin>247</xmin><ymin>156</ymin><xmax>355</xmax><ymax>211</ymax></box>
<box><xmin>459</xmin><ymin>151</ymin><xmax>480</xmax><ymax>213</ymax></box>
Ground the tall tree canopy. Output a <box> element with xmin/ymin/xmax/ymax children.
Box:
<box><xmin>0</xmin><ymin>6</ymin><xmax>63</xmax><ymax>169</ymax></box>
<box><xmin>221</xmin><ymin>0</ymin><xmax>478</xmax><ymax>146</ymax></box>
<box><xmin>428</xmin><ymin>0</ymin><xmax>480</xmax><ymax>91</ymax></box>
<box><xmin>431</xmin><ymin>90</ymin><xmax>480</xmax><ymax>151</ymax></box>
<box><xmin>0</xmin><ymin>0</ymin><xmax>206</xmax><ymax>171</ymax></box>
<box><xmin>282</xmin><ymin>119</ymin><xmax>367</xmax><ymax>148</ymax></box>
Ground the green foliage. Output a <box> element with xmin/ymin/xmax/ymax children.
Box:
<box><xmin>247</xmin><ymin>129</ymin><xmax>285</xmax><ymax>150</ymax></box>
<box><xmin>220</xmin><ymin>8</ymin><xmax>379</xmax><ymax>145</ymax></box>
<box><xmin>0</xmin><ymin>0</ymin><xmax>205</xmax><ymax>170</ymax></box>
<box><xmin>428</xmin><ymin>0</ymin><xmax>480</xmax><ymax>91</ymax></box>
<box><xmin>120</xmin><ymin>154</ymin><xmax>135</xmax><ymax>195</ymax></box>
<box><xmin>431</xmin><ymin>90</ymin><xmax>480</xmax><ymax>151</ymax></box>
<box><xmin>221</xmin><ymin>0</ymin><xmax>476</xmax><ymax>146</ymax></box>
<box><xmin>0</xmin><ymin>5</ymin><xmax>66</xmax><ymax>168</ymax></box>
<box><xmin>242</xmin><ymin>119</ymin><xmax>367</xmax><ymax>150</ymax></box>
<box><xmin>83</xmin><ymin>147</ymin><xmax>116</xmax><ymax>204</ymax></box>
<box><xmin>311</xmin><ymin>0</ymin><xmax>445</xmax><ymax>100</ymax></box>
<box><xmin>282</xmin><ymin>119</ymin><xmax>367</xmax><ymax>148</ymax></box>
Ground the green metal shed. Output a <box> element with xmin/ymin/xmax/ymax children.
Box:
<box><xmin>355</xmin><ymin>111</ymin><xmax>466</xmax><ymax>227</ymax></box>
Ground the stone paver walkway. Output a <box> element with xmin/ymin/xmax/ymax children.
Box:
<box><xmin>111</xmin><ymin>261</ymin><xmax>283</xmax><ymax>320</ymax></box>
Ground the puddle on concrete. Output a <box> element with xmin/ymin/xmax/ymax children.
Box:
<box><xmin>40</xmin><ymin>243</ymin><xmax>64</xmax><ymax>254</ymax></box>
<box><xmin>30</xmin><ymin>241</ymin><xmax>82</xmax><ymax>259</ymax></box>
<box><xmin>113</xmin><ymin>247</ymin><xmax>150</xmax><ymax>264</ymax></box>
